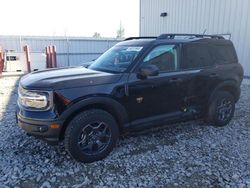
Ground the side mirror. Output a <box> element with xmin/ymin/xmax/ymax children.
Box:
<box><xmin>137</xmin><ymin>64</ymin><xmax>159</xmax><ymax>79</ymax></box>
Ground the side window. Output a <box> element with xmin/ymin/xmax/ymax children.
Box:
<box><xmin>213</xmin><ymin>45</ymin><xmax>237</xmax><ymax>64</ymax></box>
<box><xmin>182</xmin><ymin>44</ymin><xmax>213</xmax><ymax>69</ymax></box>
<box><xmin>143</xmin><ymin>45</ymin><xmax>178</xmax><ymax>72</ymax></box>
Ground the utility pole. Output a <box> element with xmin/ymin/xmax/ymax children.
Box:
<box><xmin>64</xmin><ymin>29</ymin><xmax>70</xmax><ymax>66</ymax></box>
<box><xmin>116</xmin><ymin>21</ymin><xmax>125</xmax><ymax>39</ymax></box>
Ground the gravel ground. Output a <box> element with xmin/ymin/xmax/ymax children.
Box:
<box><xmin>0</xmin><ymin>76</ymin><xmax>250</xmax><ymax>188</ymax></box>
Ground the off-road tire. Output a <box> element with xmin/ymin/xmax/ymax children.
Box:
<box><xmin>64</xmin><ymin>109</ymin><xmax>119</xmax><ymax>163</ymax></box>
<box><xmin>207</xmin><ymin>91</ymin><xmax>235</xmax><ymax>127</ymax></box>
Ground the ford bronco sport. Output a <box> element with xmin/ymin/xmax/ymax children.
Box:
<box><xmin>17</xmin><ymin>34</ymin><xmax>244</xmax><ymax>162</ymax></box>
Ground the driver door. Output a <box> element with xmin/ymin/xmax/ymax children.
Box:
<box><xmin>124</xmin><ymin>44</ymin><xmax>187</xmax><ymax>122</ymax></box>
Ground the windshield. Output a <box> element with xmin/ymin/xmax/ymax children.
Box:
<box><xmin>89</xmin><ymin>46</ymin><xmax>143</xmax><ymax>73</ymax></box>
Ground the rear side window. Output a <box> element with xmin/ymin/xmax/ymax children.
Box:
<box><xmin>182</xmin><ymin>44</ymin><xmax>213</xmax><ymax>69</ymax></box>
<box><xmin>212</xmin><ymin>45</ymin><xmax>238</xmax><ymax>64</ymax></box>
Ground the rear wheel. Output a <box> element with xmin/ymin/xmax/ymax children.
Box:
<box><xmin>64</xmin><ymin>109</ymin><xmax>119</xmax><ymax>163</ymax></box>
<box><xmin>207</xmin><ymin>91</ymin><xmax>235</xmax><ymax>127</ymax></box>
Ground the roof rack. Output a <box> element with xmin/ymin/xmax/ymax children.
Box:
<box><xmin>157</xmin><ymin>33</ymin><xmax>225</xmax><ymax>40</ymax></box>
<box><xmin>124</xmin><ymin>37</ymin><xmax>157</xmax><ymax>41</ymax></box>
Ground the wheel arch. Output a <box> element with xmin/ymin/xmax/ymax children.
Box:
<box><xmin>209</xmin><ymin>80</ymin><xmax>240</xmax><ymax>104</ymax></box>
<box><xmin>59</xmin><ymin>97</ymin><xmax>129</xmax><ymax>140</ymax></box>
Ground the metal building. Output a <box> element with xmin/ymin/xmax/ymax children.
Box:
<box><xmin>140</xmin><ymin>0</ymin><xmax>250</xmax><ymax>77</ymax></box>
<box><xmin>0</xmin><ymin>35</ymin><xmax>121</xmax><ymax>67</ymax></box>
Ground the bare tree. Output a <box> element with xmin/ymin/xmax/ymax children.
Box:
<box><xmin>93</xmin><ymin>32</ymin><xmax>101</xmax><ymax>38</ymax></box>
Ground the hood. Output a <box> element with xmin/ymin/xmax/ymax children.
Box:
<box><xmin>20</xmin><ymin>67</ymin><xmax>122</xmax><ymax>90</ymax></box>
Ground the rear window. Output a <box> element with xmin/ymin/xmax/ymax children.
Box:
<box><xmin>182</xmin><ymin>44</ymin><xmax>214</xmax><ymax>69</ymax></box>
<box><xmin>212</xmin><ymin>45</ymin><xmax>238</xmax><ymax>64</ymax></box>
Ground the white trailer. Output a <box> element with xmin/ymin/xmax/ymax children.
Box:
<box><xmin>4</xmin><ymin>51</ymin><xmax>46</xmax><ymax>72</ymax></box>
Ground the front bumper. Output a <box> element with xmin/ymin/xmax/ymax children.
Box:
<box><xmin>17</xmin><ymin>112</ymin><xmax>64</xmax><ymax>145</ymax></box>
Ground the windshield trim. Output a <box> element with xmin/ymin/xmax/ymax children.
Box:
<box><xmin>90</xmin><ymin>67</ymin><xmax>123</xmax><ymax>74</ymax></box>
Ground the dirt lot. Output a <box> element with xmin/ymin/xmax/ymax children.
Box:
<box><xmin>0</xmin><ymin>76</ymin><xmax>250</xmax><ymax>188</ymax></box>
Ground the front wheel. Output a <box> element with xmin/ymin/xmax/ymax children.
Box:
<box><xmin>64</xmin><ymin>109</ymin><xmax>119</xmax><ymax>163</ymax></box>
<box><xmin>207</xmin><ymin>91</ymin><xmax>235</xmax><ymax>127</ymax></box>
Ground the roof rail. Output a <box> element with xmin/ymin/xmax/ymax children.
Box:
<box><xmin>124</xmin><ymin>37</ymin><xmax>157</xmax><ymax>41</ymax></box>
<box><xmin>157</xmin><ymin>33</ymin><xmax>225</xmax><ymax>40</ymax></box>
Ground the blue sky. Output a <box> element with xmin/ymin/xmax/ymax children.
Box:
<box><xmin>0</xmin><ymin>0</ymin><xmax>139</xmax><ymax>37</ymax></box>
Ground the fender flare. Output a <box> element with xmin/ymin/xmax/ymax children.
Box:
<box><xmin>209</xmin><ymin>80</ymin><xmax>240</xmax><ymax>104</ymax></box>
<box><xmin>60</xmin><ymin>96</ymin><xmax>129</xmax><ymax>127</ymax></box>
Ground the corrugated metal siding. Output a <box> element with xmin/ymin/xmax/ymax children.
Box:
<box><xmin>140</xmin><ymin>0</ymin><xmax>250</xmax><ymax>76</ymax></box>
<box><xmin>0</xmin><ymin>36</ymin><xmax>121</xmax><ymax>67</ymax></box>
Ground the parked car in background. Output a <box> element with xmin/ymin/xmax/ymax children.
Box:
<box><xmin>17</xmin><ymin>34</ymin><xmax>243</xmax><ymax>162</ymax></box>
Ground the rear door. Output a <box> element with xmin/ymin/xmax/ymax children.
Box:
<box><xmin>180</xmin><ymin>42</ymin><xmax>218</xmax><ymax>112</ymax></box>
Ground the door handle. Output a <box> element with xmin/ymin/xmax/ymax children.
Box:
<box><xmin>209</xmin><ymin>73</ymin><xmax>218</xmax><ymax>78</ymax></box>
<box><xmin>169</xmin><ymin>78</ymin><xmax>183</xmax><ymax>83</ymax></box>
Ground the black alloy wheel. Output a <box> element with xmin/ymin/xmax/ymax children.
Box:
<box><xmin>77</xmin><ymin>121</ymin><xmax>111</xmax><ymax>155</ymax></box>
<box><xmin>207</xmin><ymin>91</ymin><xmax>235</xmax><ymax>127</ymax></box>
<box><xmin>216</xmin><ymin>98</ymin><xmax>233</xmax><ymax>122</ymax></box>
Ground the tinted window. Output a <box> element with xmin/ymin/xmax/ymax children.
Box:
<box><xmin>213</xmin><ymin>45</ymin><xmax>237</xmax><ymax>64</ymax></box>
<box><xmin>182</xmin><ymin>44</ymin><xmax>213</xmax><ymax>69</ymax></box>
<box><xmin>143</xmin><ymin>45</ymin><xmax>178</xmax><ymax>72</ymax></box>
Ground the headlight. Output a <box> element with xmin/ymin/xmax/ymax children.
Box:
<box><xmin>18</xmin><ymin>87</ymin><xmax>52</xmax><ymax>110</ymax></box>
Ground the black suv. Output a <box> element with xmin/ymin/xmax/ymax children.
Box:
<box><xmin>17</xmin><ymin>34</ymin><xmax>244</xmax><ymax>162</ymax></box>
